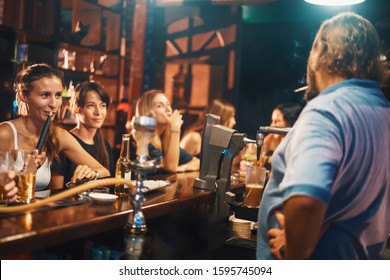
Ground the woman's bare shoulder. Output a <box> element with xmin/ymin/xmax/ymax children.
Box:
<box><xmin>184</xmin><ymin>131</ymin><xmax>201</xmax><ymax>141</ymax></box>
<box><xmin>181</xmin><ymin>131</ymin><xmax>201</xmax><ymax>145</ymax></box>
<box><xmin>0</xmin><ymin>121</ymin><xmax>17</xmax><ymax>136</ymax></box>
<box><xmin>0</xmin><ymin>121</ymin><xmax>15</xmax><ymax>149</ymax></box>
<box><xmin>55</xmin><ymin>126</ymin><xmax>70</xmax><ymax>136</ymax></box>
<box><xmin>55</xmin><ymin>126</ymin><xmax>73</xmax><ymax>146</ymax></box>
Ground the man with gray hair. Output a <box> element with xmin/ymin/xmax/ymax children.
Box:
<box><xmin>257</xmin><ymin>12</ymin><xmax>390</xmax><ymax>259</ymax></box>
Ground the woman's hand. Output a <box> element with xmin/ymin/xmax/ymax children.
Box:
<box><xmin>70</xmin><ymin>165</ymin><xmax>98</xmax><ymax>184</ymax></box>
<box><xmin>0</xmin><ymin>171</ymin><xmax>18</xmax><ymax>203</ymax></box>
<box><xmin>36</xmin><ymin>151</ymin><xmax>46</xmax><ymax>168</ymax></box>
<box><xmin>169</xmin><ymin>110</ymin><xmax>183</xmax><ymax>131</ymax></box>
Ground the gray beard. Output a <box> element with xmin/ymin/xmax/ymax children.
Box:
<box><xmin>304</xmin><ymin>71</ymin><xmax>320</xmax><ymax>101</ymax></box>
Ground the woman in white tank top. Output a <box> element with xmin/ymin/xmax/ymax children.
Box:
<box><xmin>0</xmin><ymin>121</ymin><xmax>51</xmax><ymax>190</ymax></box>
<box><xmin>0</xmin><ymin>63</ymin><xmax>110</xmax><ymax>190</ymax></box>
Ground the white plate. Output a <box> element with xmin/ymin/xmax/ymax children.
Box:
<box><xmin>89</xmin><ymin>193</ymin><xmax>118</xmax><ymax>203</ymax></box>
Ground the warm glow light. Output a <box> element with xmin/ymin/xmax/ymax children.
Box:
<box><xmin>305</xmin><ymin>0</ymin><xmax>365</xmax><ymax>6</ymax></box>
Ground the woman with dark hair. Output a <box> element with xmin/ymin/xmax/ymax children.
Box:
<box><xmin>0</xmin><ymin>63</ymin><xmax>109</xmax><ymax>190</ymax></box>
<box><xmin>180</xmin><ymin>98</ymin><xmax>236</xmax><ymax>156</ymax></box>
<box><xmin>49</xmin><ymin>81</ymin><xmax>115</xmax><ymax>188</ymax></box>
<box><xmin>261</xmin><ymin>102</ymin><xmax>303</xmax><ymax>170</ymax></box>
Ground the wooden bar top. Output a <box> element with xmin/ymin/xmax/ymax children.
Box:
<box><xmin>0</xmin><ymin>171</ymin><xmax>219</xmax><ymax>258</ymax></box>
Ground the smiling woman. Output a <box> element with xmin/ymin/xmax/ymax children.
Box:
<box><xmin>49</xmin><ymin>81</ymin><xmax>115</xmax><ymax>189</ymax></box>
<box><xmin>0</xmin><ymin>63</ymin><xmax>110</xmax><ymax>191</ymax></box>
<box><xmin>131</xmin><ymin>89</ymin><xmax>199</xmax><ymax>173</ymax></box>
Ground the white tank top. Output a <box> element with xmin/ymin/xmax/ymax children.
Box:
<box><xmin>0</xmin><ymin>121</ymin><xmax>51</xmax><ymax>190</ymax></box>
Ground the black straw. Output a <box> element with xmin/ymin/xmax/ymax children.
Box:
<box><xmin>36</xmin><ymin>116</ymin><xmax>51</xmax><ymax>153</ymax></box>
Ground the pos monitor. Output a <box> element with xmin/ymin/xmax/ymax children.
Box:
<box><xmin>194</xmin><ymin>113</ymin><xmax>245</xmax><ymax>192</ymax></box>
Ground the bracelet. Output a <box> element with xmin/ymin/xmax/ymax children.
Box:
<box><xmin>170</xmin><ymin>129</ymin><xmax>181</xmax><ymax>133</ymax></box>
<box><xmin>94</xmin><ymin>170</ymin><xmax>99</xmax><ymax>180</ymax></box>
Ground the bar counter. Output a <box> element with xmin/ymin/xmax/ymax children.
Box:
<box><xmin>0</xmin><ymin>171</ymin><xmax>220</xmax><ymax>258</ymax></box>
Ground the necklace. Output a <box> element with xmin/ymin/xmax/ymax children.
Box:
<box><xmin>23</xmin><ymin>118</ymin><xmax>38</xmax><ymax>148</ymax></box>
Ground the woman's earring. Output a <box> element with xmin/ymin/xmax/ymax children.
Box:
<box><xmin>18</xmin><ymin>101</ymin><xmax>28</xmax><ymax>116</ymax></box>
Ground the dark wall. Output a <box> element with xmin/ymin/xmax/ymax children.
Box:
<box><xmin>236</xmin><ymin>21</ymin><xmax>311</xmax><ymax>138</ymax></box>
<box><xmin>235</xmin><ymin>0</ymin><xmax>390</xmax><ymax>139</ymax></box>
<box><xmin>0</xmin><ymin>26</ymin><xmax>17</xmax><ymax>121</ymax></box>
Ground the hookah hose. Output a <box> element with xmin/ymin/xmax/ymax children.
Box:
<box><xmin>0</xmin><ymin>178</ymin><xmax>135</xmax><ymax>214</ymax></box>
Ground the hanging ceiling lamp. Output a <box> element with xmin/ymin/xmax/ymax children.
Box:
<box><xmin>304</xmin><ymin>0</ymin><xmax>365</xmax><ymax>6</ymax></box>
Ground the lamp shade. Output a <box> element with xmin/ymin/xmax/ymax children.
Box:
<box><xmin>304</xmin><ymin>0</ymin><xmax>365</xmax><ymax>6</ymax></box>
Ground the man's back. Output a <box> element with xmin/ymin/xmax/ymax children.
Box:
<box><xmin>257</xmin><ymin>79</ymin><xmax>390</xmax><ymax>259</ymax></box>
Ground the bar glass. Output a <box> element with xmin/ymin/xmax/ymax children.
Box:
<box><xmin>10</xmin><ymin>149</ymin><xmax>38</xmax><ymax>204</ymax></box>
<box><xmin>244</xmin><ymin>165</ymin><xmax>266</xmax><ymax>208</ymax></box>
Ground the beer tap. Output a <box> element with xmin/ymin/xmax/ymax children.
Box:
<box><xmin>256</xmin><ymin>126</ymin><xmax>291</xmax><ymax>163</ymax></box>
<box><xmin>255</xmin><ymin>131</ymin><xmax>265</xmax><ymax>161</ymax></box>
<box><xmin>259</xmin><ymin>126</ymin><xmax>291</xmax><ymax>136</ymax></box>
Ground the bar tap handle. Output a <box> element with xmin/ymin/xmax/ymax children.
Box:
<box><xmin>243</xmin><ymin>137</ymin><xmax>256</xmax><ymax>145</ymax></box>
<box><xmin>256</xmin><ymin>130</ymin><xmax>265</xmax><ymax>161</ymax></box>
<box><xmin>259</xmin><ymin>126</ymin><xmax>291</xmax><ymax>136</ymax></box>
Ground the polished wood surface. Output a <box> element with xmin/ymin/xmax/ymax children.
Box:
<box><xmin>0</xmin><ymin>172</ymin><xmax>218</xmax><ymax>258</ymax></box>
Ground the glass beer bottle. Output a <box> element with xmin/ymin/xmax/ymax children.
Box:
<box><xmin>115</xmin><ymin>134</ymin><xmax>131</xmax><ymax>197</ymax></box>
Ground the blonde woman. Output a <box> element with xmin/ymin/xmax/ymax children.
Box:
<box><xmin>132</xmin><ymin>89</ymin><xmax>199</xmax><ymax>172</ymax></box>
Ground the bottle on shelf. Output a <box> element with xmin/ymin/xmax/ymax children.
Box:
<box><xmin>172</xmin><ymin>64</ymin><xmax>190</xmax><ymax>107</ymax></box>
<box><xmin>115</xmin><ymin>133</ymin><xmax>131</xmax><ymax>197</ymax></box>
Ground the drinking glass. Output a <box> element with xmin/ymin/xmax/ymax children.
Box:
<box><xmin>244</xmin><ymin>165</ymin><xmax>266</xmax><ymax>208</ymax></box>
<box><xmin>243</xmin><ymin>143</ymin><xmax>257</xmax><ymax>167</ymax></box>
<box><xmin>10</xmin><ymin>149</ymin><xmax>38</xmax><ymax>204</ymax></box>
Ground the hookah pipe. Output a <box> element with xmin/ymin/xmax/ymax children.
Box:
<box><xmin>0</xmin><ymin>178</ymin><xmax>135</xmax><ymax>214</ymax></box>
<box><xmin>36</xmin><ymin>115</ymin><xmax>51</xmax><ymax>153</ymax></box>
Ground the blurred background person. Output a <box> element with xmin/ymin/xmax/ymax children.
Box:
<box><xmin>0</xmin><ymin>63</ymin><xmax>109</xmax><ymax>190</ymax></box>
<box><xmin>131</xmin><ymin>89</ymin><xmax>199</xmax><ymax>172</ymax></box>
<box><xmin>261</xmin><ymin>102</ymin><xmax>303</xmax><ymax>170</ymax></box>
<box><xmin>180</xmin><ymin>98</ymin><xmax>236</xmax><ymax>156</ymax></box>
<box><xmin>49</xmin><ymin>81</ymin><xmax>115</xmax><ymax>189</ymax></box>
